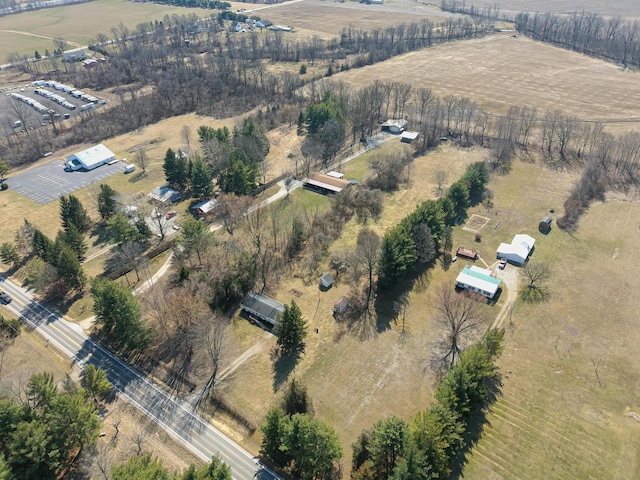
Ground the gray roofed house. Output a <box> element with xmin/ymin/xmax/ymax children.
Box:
<box><xmin>241</xmin><ymin>292</ymin><xmax>285</xmax><ymax>327</ymax></box>
<box><xmin>319</xmin><ymin>273</ymin><xmax>334</xmax><ymax>290</ymax></box>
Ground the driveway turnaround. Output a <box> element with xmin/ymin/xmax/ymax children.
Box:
<box><xmin>5</xmin><ymin>159</ymin><xmax>126</xmax><ymax>204</ymax></box>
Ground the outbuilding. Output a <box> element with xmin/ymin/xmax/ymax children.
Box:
<box><xmin>400</xmin><ymin>131</ymin><xmax>419</xmax><ymax>143</ymax></box>
<box><xmin>496</xmin><ymin>233</ymin><xmax>536</xmax><ymax>266</ymax></box>
<box><xmin>381</xmin><ymin>119</ymin><xmax>408</xmax><ymax>134</ymax></box>
<box><xmin>334</xmin><ymin>296</ymin><xmax>350</xmax><ymax>316</ymax></box>
<box><xmin>455</xmin><ymin>265</ymin><xmax>501</xmax><ymax>299</ymax></box>
<box><xmin>319</xmin><ymin>273</ymin><xmax>334</xmax><ymax>290</ymax></box>
<box><xmin>149</xmin><ymin>186</ymin><xmax>182</xmax><ymax>203</ymax></box>
<box><xmin>65</xmin><ymin>144</ymin><xmax>116</xmax><ymax>171</ymax></box>
<box><xmin>539</xmin><ymin>216</ymin><xmax>552</xmax><ymax>233</ymax></box>
<box><xmin>241</xmin><ymin>292</ymin><xmax>285</xmax><ymax>327</ymax></box>
<box><xmin>191</xmin><ymin>199</ymin><xmax>218</xmax><ymax>217</ymax></box>
<box><xmin>303</xmin><ymin>172</ymin><xmax>351</xmax><ymax>194</ymax></box>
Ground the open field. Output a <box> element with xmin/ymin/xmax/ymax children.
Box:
<box><xmin>448</xmin><ymin>160</ymin><xmax>640</xmax><ymax>479</ymax></box>
<box><xmin>334</xmin><ymin>33</ymin><xmax>640</xmax><ymax>134</ymax></box>
<box><xmin>264</xmin><ymin>0</ymin><xmax>458</xmax><ymax>36</ymax></box>
<box><xmin>456</xmin><ymin>0</ymin><xmax>640</xmax><ymax>18</ymax></box>
<box><xmin>0</xmin><ymin>0</ymin><xmax>213</xmax><ymax>61</ymax></box>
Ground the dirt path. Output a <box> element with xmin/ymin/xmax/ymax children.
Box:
<box><xmin>491</xmin><ymin>262</ymin><xmax>520</xmax><ymax>330</ymax></box>
<box><xmin>0</xmin><ymin>29</ymin><xmax>82</xmax><ymax>46</ymax></box>
<box><xmin>219</xmin><ymin>331</ymin><xmax>274</xmax><ymax>382</ymax></box>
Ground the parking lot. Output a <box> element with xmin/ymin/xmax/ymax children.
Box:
<box><xmin>5</xmin><ymin>159</ymin><xmax>126</xmax><ymax>204</ymax></box>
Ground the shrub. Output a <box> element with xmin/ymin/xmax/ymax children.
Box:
<box><xmin>0</xmin><ymin>183</ymin><xmax>8</xmax><ymax>191</ymax></box>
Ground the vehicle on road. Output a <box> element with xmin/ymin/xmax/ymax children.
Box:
<box><xmin>0</xmin><ymin>291</ymin><xmax>12</xmax><ymax>304</ymax></box>
<box><xmin>166</xmin><ymin>210</ymin><xmax>177</xmax><ymax>220</ymax></box>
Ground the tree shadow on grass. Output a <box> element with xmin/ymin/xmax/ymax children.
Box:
<box><xmin>90</xmin><ymin>223</ymin><xmax>111</xmax><ymax>247</ymax></box>
<box><xmin>272</xmin><ymin>347</ymin><xmax>302</xmax><ymax>393</ymax></box>
<box><xmin>450</xmin><ymin>374</ymin><xmax>504</xmax><ymax>479</ymax></box>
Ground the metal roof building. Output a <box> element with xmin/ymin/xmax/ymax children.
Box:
<box><xmin>496</xmin><ymin>234</ymin><xmax>536</xmax><ymax>266</ymax></box>
<box><xmin>65</xmin><ymin>144</ymin><xmax>116</xmax><ymax>171</ymax></box>
<box><xmin>455</xmin><ymin>265</ymin><xmax>501</xmax><ymax>299</ymax></box>
<box><xmin>241</xmin><ymin>292</ymin><xmax>285</xmax><ymax>327</ymax></box>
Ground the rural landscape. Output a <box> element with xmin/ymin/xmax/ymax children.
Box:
<box><xmin>0</xmin><ymin>0</ymin><xmax>640</xmax><ymax>479</ymax></box>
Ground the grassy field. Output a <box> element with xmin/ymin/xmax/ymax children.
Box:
<box><xmin>460</xmin><ymin>0</ymin><xmax>640</xmax><ymax>18</ymax></box>
<box><xmin>448</xmin><ymin>160</ymin><xmax>640</xmax><ymax>479</ymax></box>
<box><xmin>334</xmin><ymin>33</ymin><xmax>640</xmax><ymax>135</ymax></box>
<box><xmin>0</xmin><ymin>0</ymin><xmax>213</xmax><ymax>61</ymax></box>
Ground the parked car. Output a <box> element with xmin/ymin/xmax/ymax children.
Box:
<box><xmin>0</xmin><ymin>291</ymin><xmax>12</xmax><ymax>304</ymax></box>
<box><xmin>499</xmin><ymin>259</ymin><xmax>507</xmax><ymax>269</ymax></box>
<box><xmin>165</xmin><ymin>211</ymin><xmax>178</xmax><ymax>220</ymax></box>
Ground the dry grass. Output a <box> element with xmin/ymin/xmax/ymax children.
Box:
<box><xmin>463</xmin><ymin>0</ymin><xmax>640</xmax><ymax>18</ymax></box>
<box><xmin>334</xmin><ymin>33</ymin><xmax>640</xmax><ymax>134</ymax></box>
<box><xmin>223</xmin><ymin>144</ymin><xmax>490</xmax><ymax>471</ymax></box>
<box><xmin>0</xmin><ymin>0</ymin><xmax>214</xmax><ymax>60</ymax></box>
<box><xmin>263</xmin><ymin>0</ymin><xmax>454</xmax><ymax>36</ymax></box>
<box><xmin>452</xmin><ymin>160</ymin><xmax>640</xmax><ymax>479</ymax></box>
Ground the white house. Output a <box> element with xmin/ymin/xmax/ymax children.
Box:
<box><xmin>65</xmin><ymin>144</ymin><xmax>116</xmax><ymax>171</ymax></box>
<box><xmin>456</xmin><ymin>265</ymin><xmax>501</xmax><ymax>299</ymax></box>
<box><xmin>496</xmin><ymin>233</ymin><xmax>536</xmax><ymax>265</ymax></box>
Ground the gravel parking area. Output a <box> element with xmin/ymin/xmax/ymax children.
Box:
<box><xmin>5</xmin><ymin>159</ymin><xmax>126</xmax><ymax>204</ymax></box>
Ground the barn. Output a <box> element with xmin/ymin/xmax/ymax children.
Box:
<box><xmin>65</xmin><ymin>144</ymin><xmax>116</xmax><ymax>171</ymax></box>
<box><xmin>191</xmin><ymin>199</ymin><xmax>218</xmax><ymax>217</ymax></box>
<box><xmin>496</xmin><ymin>234</ymin><xmax>536</xmax><ymax>265</ymax></box>
<box><xmin>455</xmin><ymin>265</ymin><xmax>501</xmax><ymax>299</ymax></box>
<box><xmin>303</xmin><ymin>172</ymin><xmax>351</xmax><ymax>194</ymax></box>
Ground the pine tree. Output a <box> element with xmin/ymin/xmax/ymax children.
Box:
<box><xmin>55</xmin><ymin>243</ymin><xmax>86</xmax><ymax>289</ymax></box>
<box><xmin>276</xmin><ymin>300</ymin><xmax>307</xmax><ymax>355</ymax></box>
<box><xmin>82</xmin><ymin>365</ymin><xmax>113</xmax><ymax>406</ymax></box>
<box><xmin>190</xmin><ymin>157</ymin><xmax>214</xmax><ymax>199</ymax></box>
<box><xmin>60</xmin><ymin>195</ymin><xmax>91</xmax><ymax>234</ymax></box>
<box><xmin>32</xmin><ymin>229</ymin><xmax>54</xmax><ymax>262</ymax></box>
<box><xmin>0</xmin><ymin>242</ymin><xmax>19</xmax><ymax>266</ymax></box>
<box><xmin>97</xmin><ymin>183</ymin><xmax>118</xmax><ymax>220</ymax></box>
<box><xmin>57</xmin><ymin>225</ymin><xmax>88</xmax><ymax>259</ymax></box>
<box><xmin>163</xmin><ymin>148</ymin><xmax>189</xmax><ymax>191</ymax></box>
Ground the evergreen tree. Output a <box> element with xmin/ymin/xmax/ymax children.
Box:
<box><xmin>282</xmin><ymin>378</ymin><xmax>311</xmax><ymax>416</ymax></box>
<box><xmin>60</xmin><ymin>195</ymin><xmax>91</xmax><ymax>234</ymax></box>
<box><xmin>91</xmin><ymin>278</ymin><xmax>150</xmax><ymax>353</ymax></box>
<box><xmin>461</xmin><ymin>161</ymin><xmax>488</xmax><ymax>200</ymax></box>
<box><xmin>97</xmin><ymin>183</ymin><xmax>118</xmax><ymax>220</ymax></box>
<box><xmin>276</xmin><ymin>300</ymin><xmax>307</xmax><ymax>355</ymax></box>
<box><xmin>34</xmin><ymin>50</ymin><xmax>41</xmax><ymax>60</ymax></box>
<box><xmin>107</xmin><ymin>213</ymin><xmax>140</xmax><ymax>244</ymax></box>
<box><xmin>180</xmin><ymin>456</ymin><xmax>232</xmax><ymax>480</ymax></box>
<box><xmin>111</xmin><ymin>454</ymin><xmax>171</xmax><ymax>480</ymax></box>
<box><xmin>219</xmin><ymin>156</ymin><xmax>256</xmax><ymax>195</ymax></box>
<box><xmin>163</xmin><ymin>148</ymin><xmax>189</xmax><ymax>191</ymax></box>
<box><xmin>377</xmin><ymin>229</ymin><xmax>416</xmax><ymax>289</ymax></box>
<box><xmin>82</xmin><ymin>365</ymin><xmax>113</xmax><ymax>407</ymax></box>
<box><xmin>0</xmin><ymin>242</ymin><xmax>19</xmax><ymax>266</ymax></box>
<box><xmin>260</xmin><ymin>408</ymin><xmax>291</xmax><ymax>467</ymax></box>
<box><xmin>0</xmin><ymin>158</ymin><xmax>9</xmax><ymax>180</ymax></box>
<box><xmin>31</xmin><ymin>229</ymin><xmax>53</xmax><ymax>262</ymax></box>
<box><xmin>55</xmin><ymin>243</ymin><xmax>86</xmax><ymax>289</ymax></box>
<box><xmin>57</xmin><ymin>224</ymin><xmax>88</xmax><ymax>259</ymax></box>
<box><xmin>190</xmin><ymin>157</ymin><xmax>214</xmax><ymax>199</ymax></box>
<box><xmin>445</xmin><ymin>181</ymin><xmax>470</xmax><ymax>218</ymax></box>
<box><xmin>368</xmin><ymin>416</ymin><xmax>410</xmax><ymax>478</ymax></box>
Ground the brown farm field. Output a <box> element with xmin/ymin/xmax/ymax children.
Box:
<box><xmin>334</xmin><ymin>33</ymin><xmax>640</xmax><ymax>134</ymax></box>
<box><xmin>461</xmin><ymin>0</ymin><xmax>640</xmax><ymax>18</ymax></box>
<box><xmin>263</xmin><ymin>0</ymin><xmax>458</xmax><ymax>36</ymax></box>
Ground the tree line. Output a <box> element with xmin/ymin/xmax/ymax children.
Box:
<box><xmin>350</xmin><ymin>329</ymin><xmax>503</xmax><ymax>479</ymax></box>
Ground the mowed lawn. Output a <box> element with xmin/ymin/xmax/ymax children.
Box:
<box><xmin>0</xmin><ymin>0</ymin><xmax>212</xmax><ymax>60</ymax></box>
<box><xmin>465</xmin><ymin>0</ymin><xmax>640</xmax><ymax>18</ymax></box>
<box><xmin>458</xmin><ymin>166</ymin><xmax>640</xmax><ymax>479</ymax></box>
<box><xmin>334</xmin><ymin>33</ymin><xmax>640</xmax><ymax>135</ymax></box>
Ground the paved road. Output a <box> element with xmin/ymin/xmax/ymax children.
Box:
<box><xmin>0</xmin><ymin>275</ymin><xmax>280</xmax><ymax>480</ymax></box>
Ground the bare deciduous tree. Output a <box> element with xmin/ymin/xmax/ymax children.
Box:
<box><xmin>134</xmin><ymin>148</ymin><xmax>149</xmax><ymax>175</ymax></box>
<box><xmin>432</xmin><ymin>284</ymin><xmax>488</xmax><ymax>370</ymax></box>
<box><xmin>355</xmin><ymin>229</ymin><xmax>380</xmax><ymax>317</ymax></box>
<box><xmin>519</xmin><ymin>262</ymin><xmax>551</xmax><ymax>303</ymax></box>
<box><xmin>195</xmin><ymin>315</ymin><xmax>228</xmax><ymax>409</ymax></box>
<box><xmin>216</xmin><ymin>193</ymin><xmax>253</xmax><ymax>235</ymax></box>
<box><xmin>433</xmin><ymin>170</ymin><xmax>448</xmax><ymax>196</ymax></box>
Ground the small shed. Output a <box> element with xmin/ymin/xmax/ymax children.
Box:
<box><xmin>539</xmin><ymin>216</ymin><xmax>552</xmax><ymax>233</ymax></box>
<box><xmin>149</xmin><ymin>186</ymin><xmax>182</xmax><ymax>204</ymax></box>
<box><xmin>334</xmin><ymin>297</ymin><xmax>350</xmax><ymax>316</ymax></box>
<box><xmin>456</xmin><ymin>246</ymin><xmax>478</xmax><ymax>260</ymax></box>
<box><xmin>191</xmin><ymin>199</ymin><xmax>218</xmax><ymax>217</ymax></box>
<box><xmin>319</xmin><ymin>273</ymin><xmax>334</xmax><ymax>290</ymax></box>
<box><xmin>400</xmin><ymin>131</ymin><xmax>419</xmax><ymax>143</ymax></box>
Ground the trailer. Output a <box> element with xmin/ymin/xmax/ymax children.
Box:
<box><xmin>456</xmin><ymin>246</ymin><xmax>478</xmax><ymax>260</ymax></box>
